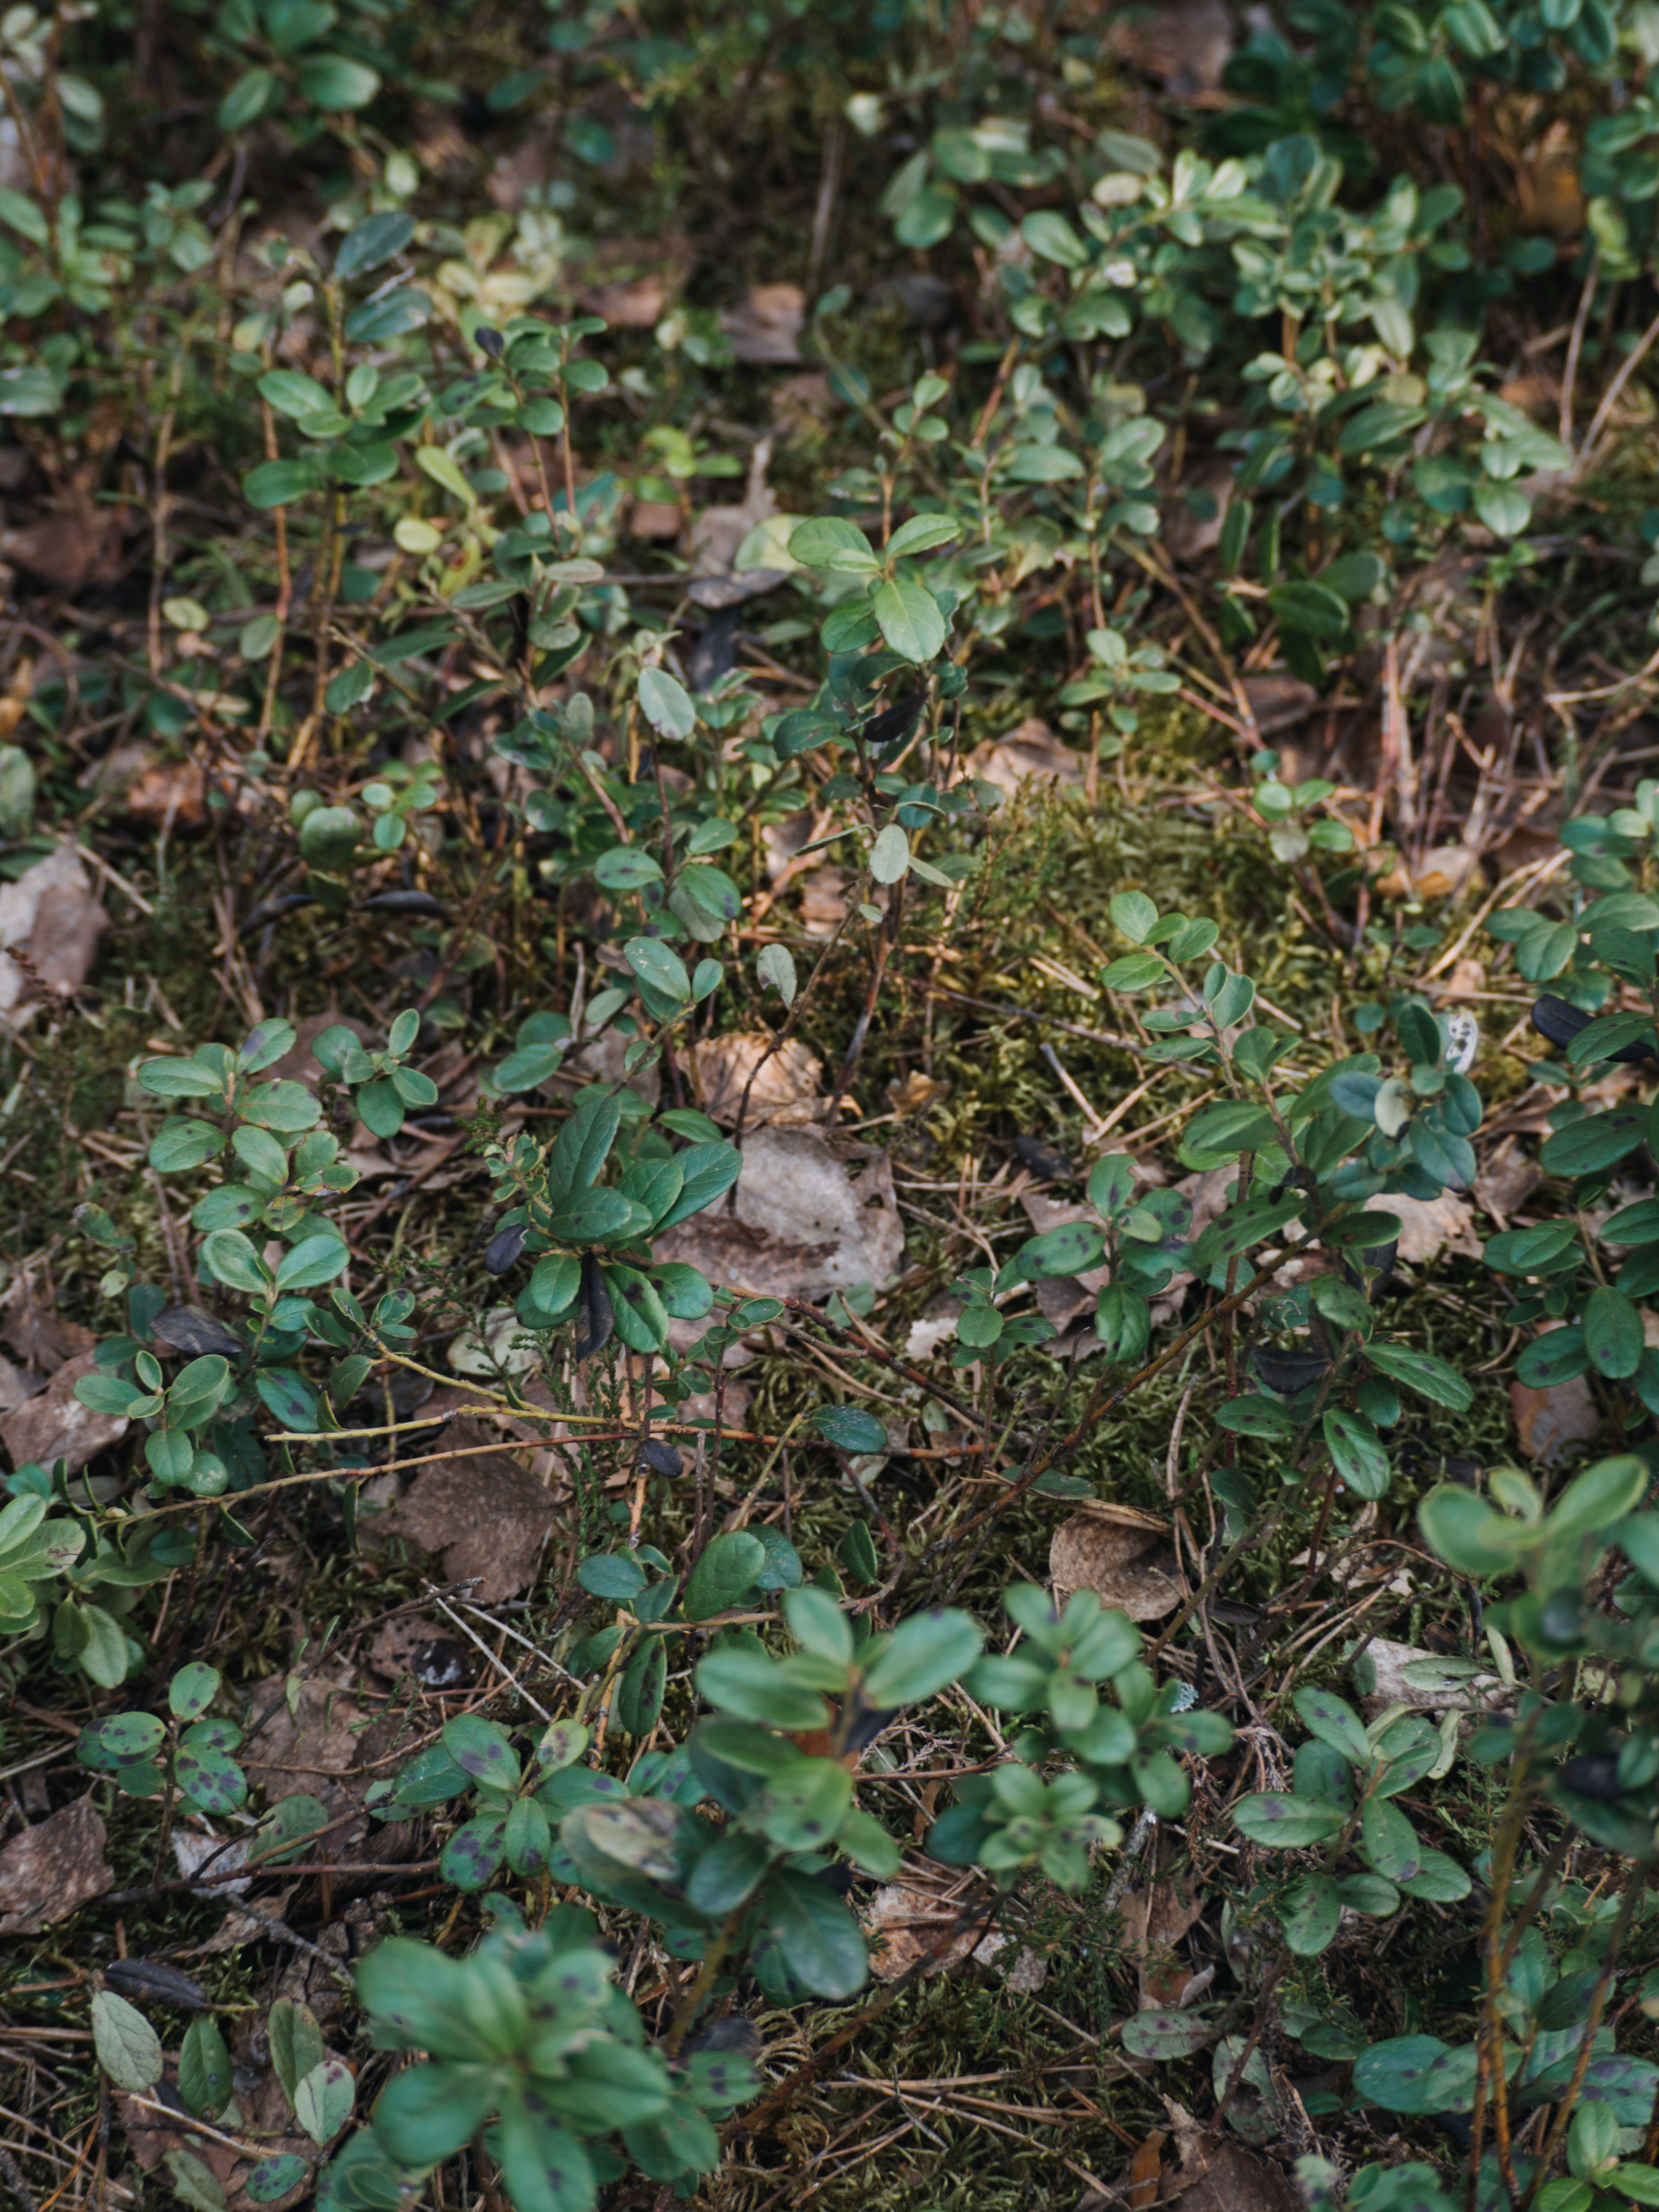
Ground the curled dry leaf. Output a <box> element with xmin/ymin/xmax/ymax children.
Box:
<box><xmin>651</xmin><ymin>1125</ymin><xmax>905</xmax><ymax>1300</ymax></box>
<box><xmin>0</xmin><ymin>1792</ymin><xmax>113</xmax><ymax>1932</ymax></box>
<box><xmin>0</xmin><ymin>1346</ymin><xmax>128</xmax><ymax>1475</ymax></box>
<box><xmin>0</xmin><ymin>841</ymin><xmax>109</xmax><ymax>1026</ymax></box>
<box><xmin>1511</xmin><ymin>1373</ymin><xmax>1599</xmax><ymax>1463</ymax></box>
<box><xmin>1361</xmin><ymin>1188</ymin><xmax>1481</xmax><ymax>1264</ymax></box>
<box><xmin>1051</xmin><ymin>1503</ymin><xmax>1182</xmax><ymax>1621</ymax></box>
<box><xmin>689</xmin><ymin>1031</ymin><xmax>825</xmax><ymax>1126</ymax></box>
<box><xmin>1474</xmin><ymin>1138</ymin><xmax>1542</xmax><ymax>1223</ymax></box>
<box><xmin>0</xmin><ymin>1267</ymin><xmax>96</xmax><ymax>1373</ymax></box>
<box><xmin>1149</xmin><ymin>2116</ymin><xmax>1302</xmax><ymax>2212</ymax></box>
<box><xmin>1120</xmin><ymin>1873</ymin><xmax>1206</xmax><ymax>2006</ymax></box>
<box><xmin>241</xmin><ymin>1661</ymin><xmax>418</xmax><ymax>1876</ymax></box>
<box><xmin>374</xmin><ymin>1412</ymin><xmax>558</xmax><ymax>1601</ymax></box>
<box><xmin>967</xmin><ymin>718</ymin><xmax>1083</xmax><ymax>796</ymax></box>
<box><xmin>720</xmin><ymin>282</ymin><xmax>805</xmax><ymax>363</ymax></box>
<box><xmin>863</xmin><ymin>1871</ymin><xmax>1038</xmax><ymax>1986</ymax></box>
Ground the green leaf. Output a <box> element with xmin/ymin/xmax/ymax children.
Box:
<box><xmin>441</xmin><ymin>1715</ymin><xmax>521</xmax><ymax>1791</ymax></box>
<box><xmin>243</xmin><ymin>459</ymin><xmax>324</xmax><ymax>509</ymax></box>
<box><xmin>164</xmin><ymin>2150</ymin><xmax>228</xmax><ymax>2212</ymax></box>
<box><xmin>1544</xmin><ymin>1454</ymin><xmax>1649</xmax><ymax>1542</ymax></box>
<box><xmin>179</xmin><ymin>2018</ymin><xmax>233</xmax><ymax>2117</ymax></box>
<box><xmin>1281</xmin><ymin>1873</ymin><xmax>1342</xmax><ymax>1956</ymax></box>
<box><xmin>170</xmin><ymin>1661</ymin><xmax>221</xmax><ymax>1720</ymax></box>
<box><xmin>695</xmin><ymin>1648</ymin><xmax>829</xmax><ymax>1731</ymax></box>
<box><xmin>1110</xmin><ymin>891</ymin><xmax>1158</xmax><ymax>942</ymax></box>
<box><xmin>760</xmin><ymin>1757</ymin><xmax>853</xmax><ymax>1851</ymax></box>
<box><xmin>296</xmin><ymin>53</ymin><xmax>381</xmax><ymax>109</ymax></box>
<box><xmin>1540</xmin><ymin>1106</ymin><xmax>1649</xmax><ymax>1176</ymax></box>
<box><xmin>1353</xmin><ymin>2036</ymin><xmax>1473</xmax><ymax>2115</ymax></box>
<box><xmin>92</xmin><ymin>1990</ymin><xmax>162</xmax><ymax>2091</ymax></box>
<box><xmin>1324</xmin><ymin>1409</ymin><xmax>1392</xmax><ymax>1501</ymax></box>
<box><xmin>1120</xmin><ymin>2010</ymin><xmax>1217</xmax><ymax>2058</ymax></box>
<box><xmin>245</xmin><ymin>2157</ymin><xmax>309</xmax><ymax>2204</ymax></box>
<box><xmin>616</xmin><ymin>1638</ymin><xmax>667</xmax><ymax>1736</ymax></box>
<box><xmin>868</xmin><ymin>823</ymin><xmax>910</xmax><ymax>882</ymax></box>
<box><xmin>203</xmin><ymin>1230</ymin><xmax>271</xmax><ymax>1295</ymax></box>
<box><xmin>275</xmin><ymin>1235</ymin><xmax>348</xmax><ymax>1292</ymax></box>
<box><xmin>638</xmin><ymin>665</ymin><xmax>697</xmax><ymax>740</ymax></box>
<box><xmin>1516</xmin><ymin>1326</ymin><xmax>1589</xmax><ymax>1388</ymax></box>
<box><xmin>1360</xmin><ymin>1797</ymin><xmax>1422</xmax><ymax>1881</ymax></box>
<box><xmin>682</xmin><ymin>1531</ymin><xmax>766</xmax><ymax>1621</ymax></box>
<box><xmin>1364</xmin><ymin>1343</ymin><xmax>1473</xmax><ymax>1410</ymax></box>
<box><xmin>1293</xmin><ymin>1685</ymin><xmax>1373</xmax><ymax>1767</ymax></box>
<box><xmin>335</xmin><ymin>211</ymin><xmax>415</xmax><ymax>279</ymax></box>
<box><xmin>887</xmin><ymin>514</ymin><xmax>963</xmax><ymax>558</ymax></box>
<box><xmin>861</xmin><ymin>1608</ymin><xmax>984</xmax><ymax>1706</ymax></box>
<box><xmin>1584</xmin><ymin>1286</ymin><xmax>1644</xmax><ymax>1378</ymax></box>
<box><xmin>752</xmin><ymin>1868</ymin><xmax>868</xmax><ymax>1999</ymax></box>
<box><xmin>814</xmin><ymin>1406</ymin><xmax>888</xmax><ymax>1454</ymax></box>
<box><xmin>789</xmin><ymin>517</ymin><xmax>879</xmax><ymax>573</ymax></box>
<box><xmin>1231</xmin><ymin>1793</ymin><xmax>1346</xmax><ymax>1847</ymax></box>
<box><xmin>294</xmin><ymin>2056</ymin><xmax>355</xmax><ymax>2146</ymax></box>
<box><xmin>269</xmin><ymin>1998</ymin><xmax>326</xmax><ymax>2103</ymax></box>
<box><xmin>872</xmin><ymin>574</ymin><xmax>946</xmax><ymax>663</ymax></box>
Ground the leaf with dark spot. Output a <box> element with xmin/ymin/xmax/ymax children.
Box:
<box><xmin>1532</xmin><ymin>994</ymin><xmax>1658</xmax><ymax>1064</ymax></box>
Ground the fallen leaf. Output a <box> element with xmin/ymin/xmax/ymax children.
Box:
<box><xmin>582</xmin><ymin>271</ymin><xmax>669</xmax><ymax>327</ymax></box>
<box><xmin>365</xmin><ymin>1614</ymin><xmax>471</xmax><ymax>1689</ymax></box>
<box><xmin>1474</xmin><ymin>1138</ymin><xmax>1541</xmax><ymax>1223</ymax></box>
<box><xmin>721</xmin><ymin>282</ymin><xmax>805</xmax><ymax>363</ymax></box>
<box><xmin>0</xmin><ymin>1267</ymin><xmax>96</xmax><ymax>1373</ymax></box>
<box><xmin>968</xmin><ymin>717</ymin><xmax>1083</xmax><ymax>796</ymax></box>
<box><xmin>1163</xmin><ymin>466</ymin><xmax>1233</xmax><ymax>560</ymax></box>
<box><xmin>0</xmin><ymin>1346</ymin><xmax>128</xmax><ymax>1475</ymax></box>
<box><xmin>689</xmin><ymin>1031</ymin><xmax>826</xmax><ymax>1126</ymax></box>
<box><xmin>1154</xmin><ymin>2120</ymin><xmax>1302</xmax><ymax>2212</ymax></box>
<box><xmin>1362</xmin><ymin>1188</ymin><xmax>1480</xmax><ymax>1263</ymax></box>
<box><xmin>1511</xmin><ymin>1374</ymin><xmax>1599</xmax><ymax>1463</ymax></box>
<box><xmin>904</xmin><ymin>1299</ymin><xmax>964</xmax><ymax>1360</ymax></box>
<box><xmin>798</xmin><ymin>866</ymin><xmax>848</xmax><ymax>935</ymax></box>
<box><xmin>864</xmin><ymin>1872</ymin><xmax>1009</xmax><ymax>1980</ymax></box>
<box><xmin>1412</xmin><ymin>844</ymin><xmax>1479</xmax><ymax>900</ymax></box>
<box><xmin>1051</xmin><ymin>1503</ymin><xmax>1182</xmax><ymax>1621</ymax></box>
<box><xmin>241</xmin><ymin>1661</ymin><xmax>420</xmax><ymax>1873</ymax></box>
<box><xmin>0</xmin><ymin>1348</ymin><xmax>41</xmax><ymax>1411</ymax></box>
<box><xmin>889</xmin><ymin>1070</ymin><xmax>949</xmax><ymax>1117</ymax></box>
<box><xmin>378</xmin><ymin>1412</ymin><xmax>558</xmax><ymax>1600</ymax></box>
<box><xmin>652</xmin><ymin>1125</ymin><xmax>905</xmax><ymax>1300</ymax></box>
<box><xmin>1438</xmin><ymin>957</ymin><xmax>1488</xmax><ymax>1002</ymax></box>
<box><xmin>628</xmin><ymin>498</ymin><xmax>683</xmax><ymax>540</ymax></box>
<box><xmin>1120</xmin><ymin>1875</ymin><xmax>1205</xmax><ymax>2005</ymax></box>
<box><xmin>0</xmin><ymin>840</ymin><xmax>109</xmax><ymax>1025</ymax></box>
<box><xmin>173</xmin><ymin>1823</ymin><xmax>252</xmax><ymax>1898</ymax></box>
<box><xmin>0</xmin><ymin>1793</ymin><xmax>113</xmax><ymax>1932</ymax></box>
<box><xmin>1107</xmin><ymin>0</ymin><xmax>1233</xmax><ymax>96</ymax></box>
<box><xmin>1129</xmin><ymin>2133</ymin><xmax>1167</xmax><ymax>2212</ymax></box>
<box><xmin>1514</xmin><ymin>117</ymin><xmax>1585</xmax><ymax>238</ymax></box>
<box><xmin>1239</xmin><ymin>672</ymin><xmax>1319</xmax><ymax>734</ymax></box>
<box><xmin>771</xmin><ymin>371</ymin><xmax>834</xmax><ymax>428</ymax></box>
<box><xmin>1352</xmin><ymin>1636</ymin><xmax>1505</xmax><ymax>1719</ymax></box>
<box><xmin>689</xmin><ymin>434</ymin><xmax>786</xmax><ymax>607</ymax></box>
<box><xmin>0</xmin><ymin>493</ymin><xmax>124</xmax><ymax>591</ymax></box>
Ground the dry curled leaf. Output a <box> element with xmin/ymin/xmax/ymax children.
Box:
<box><xmin>651</xmin><ymin>1125</ymin><xmax>904</xmax><ymax>1300</ymax></box>
<box><xmin>689</xmin><ymin>1031</ymin><xmax>826</xmax><ymax>1126</ymax></box>
<box><xmin>1362</xmin><ymin>1188</ymin><xmax>1480</xmax><ymax>1264</ymax></box>
<box><xmin>0</xmin><ymin>1792</ymin><xmax>113</xmax><ymax>1932</ymax></box>
<box><xmin>0</xmin><ymin>1346</ymin><xmax>128</xmax><ymax>1475</ymax></box>
<box><xmin>0</xmin><ymin>841</ymin><xmax>109</xmax><ymax>1026</ymax></box>
<box><xmin>1511</xmin><ymin>1373</ymin><xmax>1599</xmax><ymax>1464</ymax></box>
<box><xmin>968</xmin><ymin>718</ymin><xmax>1082</xmax><ymax>796</ymax></box>
<box><xmin>1051</xmin><ymin>1503</ymin><xmax>1182</xmax><ymax>1621</ymax></box>
<box><xmin>377</xmin><ymin>1412</ymin><xmax>559</xmax><ymax>1600</ymax></box>
<box><xmin>720</xmin><ymin>282</ymin><xmax>805</xmax><ymax>363</ymax></box>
